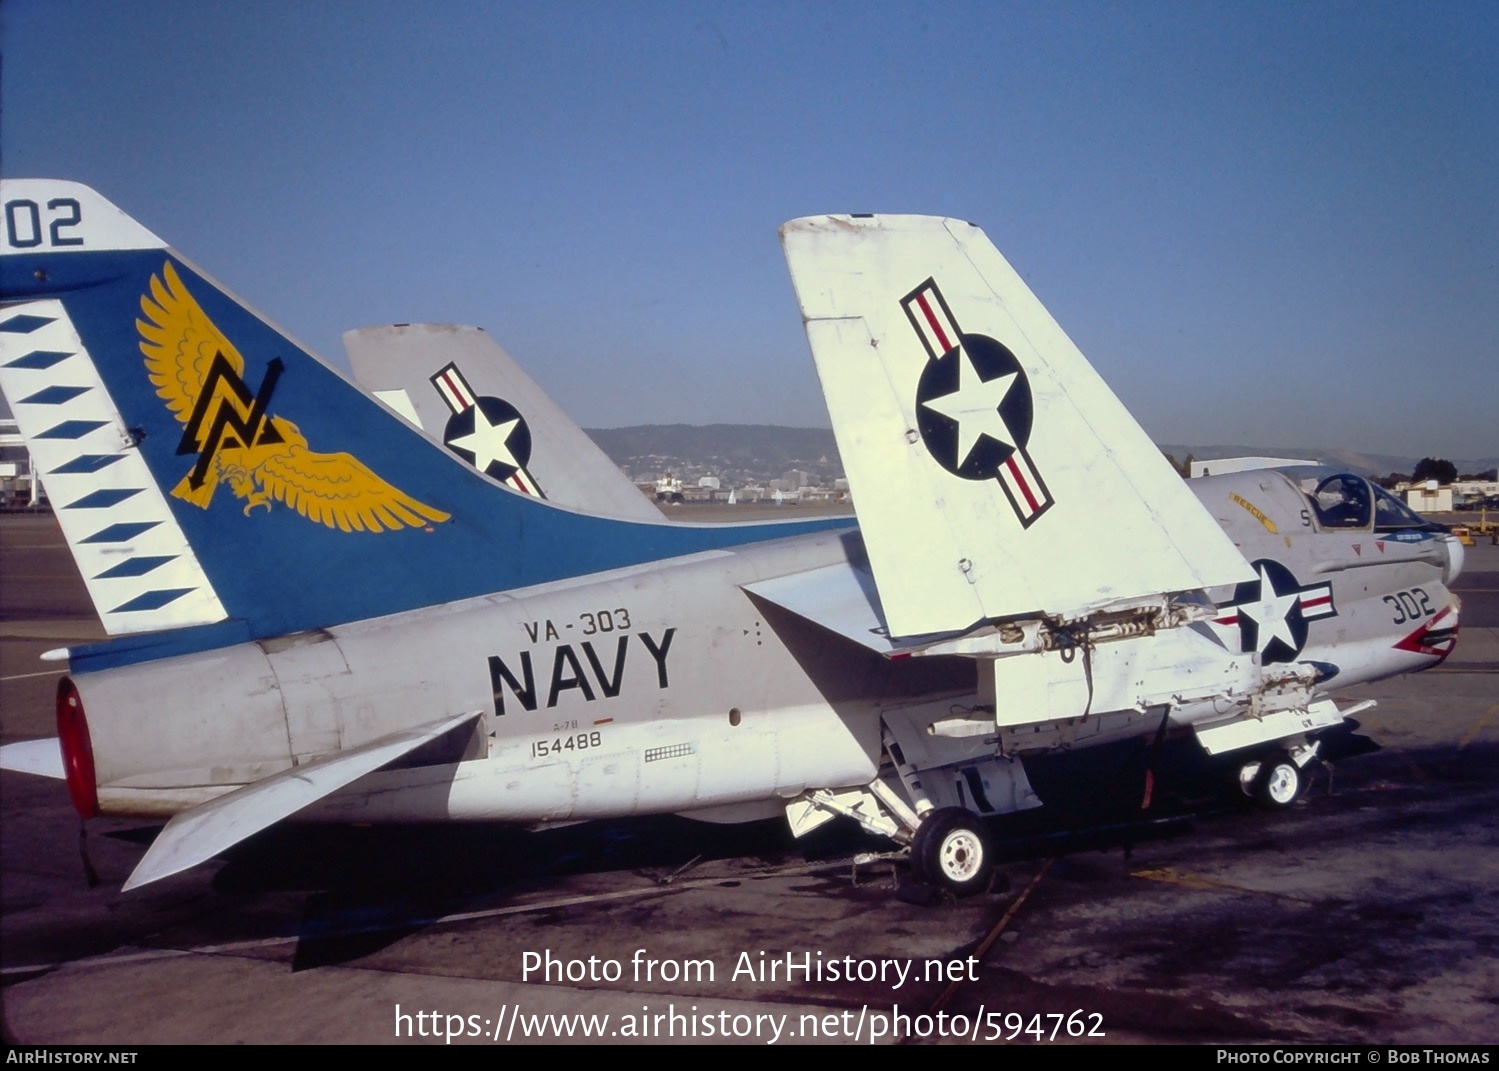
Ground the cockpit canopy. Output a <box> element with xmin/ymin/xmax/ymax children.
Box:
<box><xmin>1281</xmin><ymin>467</ymin><xmax>1446</xmax><ymax>533</ymax></box>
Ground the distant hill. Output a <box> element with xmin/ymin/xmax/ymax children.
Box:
<box><xmin>584</xmin><ymin>425</ymin><xmax>842</xmax><ymax>484</ymax></box>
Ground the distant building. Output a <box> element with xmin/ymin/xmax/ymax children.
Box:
<box><xmin>1404</xmin><ymin>483</ymin><xmax>1453</xmax><ymax>513</ymax></box>
<box><xmin>0</xmin><ymin>419</ymin><xmax>41</xmax><ymax>506</ymax></box>
<box><xmin>654</xmin><ymin>474</ymin><xmax>684</xmax><ymax>504</ymax></box>
<box><xmin>1452</xmin><ymin>480</ymin><xmax>1499</xmax><ymax>506</ymax></box>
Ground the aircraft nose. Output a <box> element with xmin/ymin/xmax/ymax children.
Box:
<box><xmin>1440</xmin><ymin>533</ymin><xmax>1465</xmax><ymax>585</ymax></box>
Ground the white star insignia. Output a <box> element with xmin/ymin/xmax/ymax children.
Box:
<box><xmin>450</xmin><ymin>408</ymin><xmax>520</xmax><ymax>473</ymax></box>
<box><xmin>922</xmin><ymin>345</ymin><xmax>1017</xmax><ymax>468</ymax></box>
<box><xmin>1239</xmin><ymin>563</ymin><xmax>1300</xmax><ymax>654</ymax></box>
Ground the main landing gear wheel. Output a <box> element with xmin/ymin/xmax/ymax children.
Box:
<box><xmin>911</xmin><ymin>808</ymin><xmax>994</xmax><ymax>896</ymax></box>
<box><xmin>1253</xmin><ymin>750</ymin><xmax>1304</xmax><ymax>810</ymax></box>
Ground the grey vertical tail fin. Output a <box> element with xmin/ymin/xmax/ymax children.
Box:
<box><xmin>345</xmin><ymin>324</ymin><xmax>662</xmax><ymax>521</ymax></box>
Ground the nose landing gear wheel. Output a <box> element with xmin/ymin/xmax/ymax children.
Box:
<box><xmin>911</xmin><ymin>808</ymin><xmax>994</xmax><ymax>896</ymax></box>
<box><xmin>1253</xmin><ymin>750</ymin><xmax>1304</xmax><ymax>810</ymax></box>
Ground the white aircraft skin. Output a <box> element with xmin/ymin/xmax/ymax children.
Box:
<box><xmin>0</xmin><ymin>184</ymin><xmax>1464</xmax><ymax>895</ymax></box>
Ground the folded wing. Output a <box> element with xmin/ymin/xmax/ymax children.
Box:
<box><xmin>781</xmin><ymin>214</ymin><xmax>1251</xmax><ymax>639</ymax></box>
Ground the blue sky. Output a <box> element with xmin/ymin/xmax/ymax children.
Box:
<box><xmin>4</xmin><ymin>1</ymin><xmax>1495</xmax><ymax>458</ymax></box>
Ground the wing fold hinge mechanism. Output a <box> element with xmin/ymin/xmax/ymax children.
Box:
<box><xmin>912</xmin><ymin>595</ymin><xmax>1213</xmax><ymax>659</ymax></box>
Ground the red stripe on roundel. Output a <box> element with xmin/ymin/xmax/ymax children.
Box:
<box><xmin>915</xmin><ymin>293</ymin><xmax>951</xmax><ymax>353</ymax></box>
<box><xmin>440</xmin><ymin>371</ymin><xmax>473</xmax><ymax>411</ymax></box>
<box><xmin>1006</xmin><ymin>456</ymin><xmax>1041</xmax><ymax>513</ymax></box>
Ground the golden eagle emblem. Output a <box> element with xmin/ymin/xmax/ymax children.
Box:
<box><xmin>137</xmin><ymin>262</ymin><xmax>450</xmax><ymax>533</ymax></box>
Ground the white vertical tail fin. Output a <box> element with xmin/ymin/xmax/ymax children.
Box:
<box><xmin>782</xmin><ymin>214</ymin><xmax>1251</xmax><ymax>639</ymax></box>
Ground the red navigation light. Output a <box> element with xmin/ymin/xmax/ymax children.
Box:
<box><xmin>55</xmin><ymin>678</ymin><xmax>99</xmax><ymax>818</ymax></box>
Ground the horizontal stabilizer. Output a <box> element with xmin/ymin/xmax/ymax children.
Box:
<box><xmin>122</xmin><ymin>710</ymin><xmax>482</xmax><ymax>891</ymax></box>
<box><xmin>744</xmin><ymin>560</ymin><xmax>895</xmax><ymax>654</ymax></box>
<box><xmin>782</xmin><ymin>215</ymin><xmax>1252</xmax><ymax>638</ymax></box>
<box><xmin>0</xmin><ymin>738</ymin><xmax>66</xmax><ymax>779</ymax></box>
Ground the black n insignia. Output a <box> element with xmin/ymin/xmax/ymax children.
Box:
<box><xmin>177</xmin><ymin>353</ymin><xmax>285</xmax><ymax>489</ymax></box>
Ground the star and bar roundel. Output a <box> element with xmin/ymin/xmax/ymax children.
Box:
<box><xmin>430</xmin><ymin>362</ymin><xmax>546</xmax><ymax>499</ymax></box>
<box><xmin>1214</xmin><ymin>558</ymin><xmax>1336</xmax><ymax>664</ymax></box>
<box><xmin>902</xmin><ymin>278</ymin><xmax>1054</xmax><ymax>528</ymax></box>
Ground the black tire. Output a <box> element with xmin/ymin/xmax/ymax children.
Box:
<box><xmin>1235</xmin><ymin>759</ymin><xmax>1262</xmax><ymax>798</ymax></box>
<box><xmin>1254</xmin><ymin>750</ymin><xmax>1303</xmax><ymax>810</ymax></box>
<box><xmin>911</xmin><ymin>808</ymin><xmax>994</xmax><ymax>896</ymax></box>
